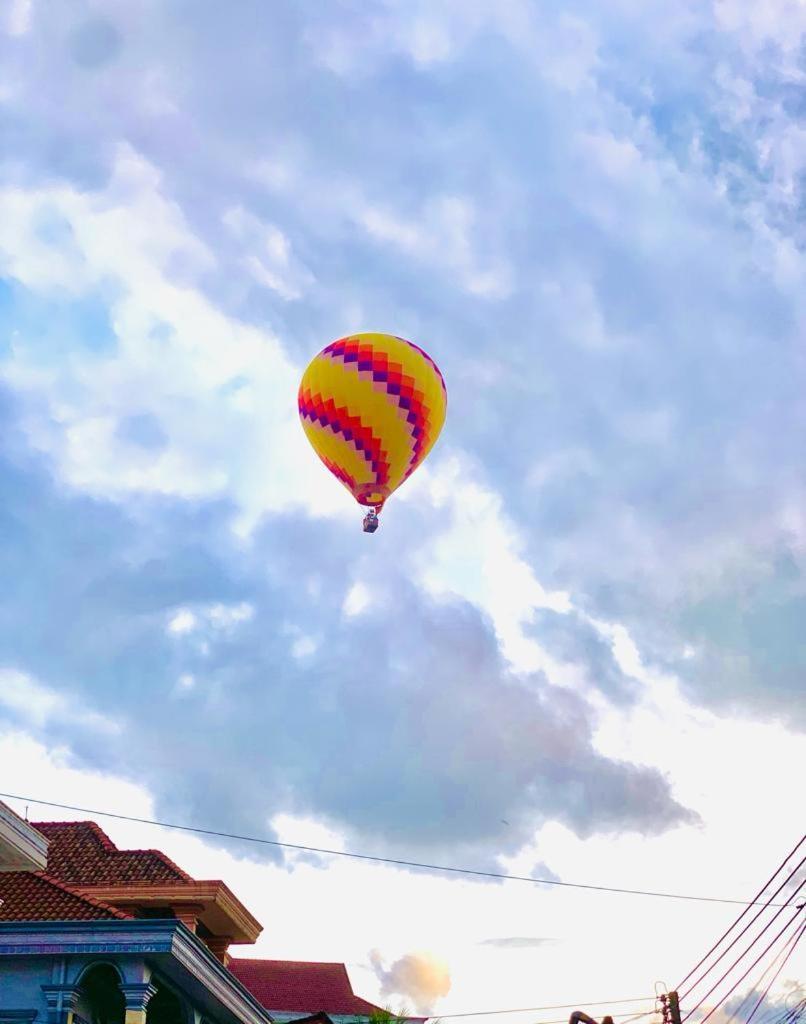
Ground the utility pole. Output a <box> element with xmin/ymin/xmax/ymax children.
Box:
<box><xmin>659</xmin><ymin>992</ymin><xmax>681</xmax><ymax>1024</ymax></box>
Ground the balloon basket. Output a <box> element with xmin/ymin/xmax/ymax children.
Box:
<box><xmin>362</xmin><ymin>510</ymin><xmax>380</xmax><ymax>534</ymax></box>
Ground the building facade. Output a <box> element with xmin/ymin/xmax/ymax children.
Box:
<box><xmin>0</xmin><ymin>918</ymin><xmax>274</xmax><ymax>1024</ymax></box>
<box><xmin>0</xmin><ymin>819</ymin><xmax>271</xmax><ymax>1024</ymax></box>
<box><xmin>0</xmin><ymin>818</ymin><xmax>412</xmax><ymax>1024</ymax></box>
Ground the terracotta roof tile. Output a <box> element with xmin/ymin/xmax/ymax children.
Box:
<box><xmin>0</xmin><ymin>871</ymin><xmax>130</xmax><ymax>922</ymax></box>
<box><xmin>32</xmin><ymin>821</ymin><xmax>193</xmax><ymax>884</ymax></box>
<box><xmin>228</xmin><ymin>959</ymin><xmax>385</xmax><ymax>1016</ymax></box>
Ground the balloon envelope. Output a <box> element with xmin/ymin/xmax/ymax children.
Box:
<box><xmin>298</xmin><ymin>333</ymin><xmax>447</xmax><ymax>510</ymax></box>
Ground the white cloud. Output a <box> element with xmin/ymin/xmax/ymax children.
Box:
<box><xmin>6</xmin><ymin>0</ymin><xmax>32</xmax><ymax>37</ymax></box>
<box><xmin>176</xmin><ymin>672</ymin><xmax>196</xmax><ymax>692</ymax></box>
<box><xmin>168</xmin><ymin>608</ymin><xmax>198</xmax><ymax>636</ymax></box>
<box><xmin>343</xmin><ymin>582</ymin><xmax>372</xmax><ymax>618</ymax></box>
<box><xmin>0</xmin><ymin>669</ymin><xmax>118</xmax><ymax>734</ymax></box>
<box><xmin>0</xmin><ymin>145</ymin><xmax>349</xmax><ymax>527</ymax></box>
<box><xmin>356</xmin><ymin>195</ymin><xmax>512</xmax><ymax>300</ymax></box>
<box><xmin>404</xmin><ymin>17</ymin><xmax>455</xmax><ymax>67</ymax></box>
<box><xmin>369</xmin><ymin>949</ymin><xmax>452</xmax><ymax>1014</ymax></box>
<box><xmin>410</xmin><ymin>455</ymin><xmax>570</xmax><ymax>672</ymax></box>
<box><xmin>168</xmin><ymin>603</ymin><xmax>255</xmax><ymax>640</ymax></box>
<box><xmin>208</xmin><ymin>602</ymin><xmax>255</xmax><ymax>629</ymax></box>
<box><xmin>0</xmin><ymin>669</ymin><xmax>63</xmax><ymax>726</ymax></box>
<box><xmin>714</xmin><ymin>0</ymin><xmax>806</xmax><ymax>54</ymax></box>
<box><xmin>306</xmin><ymin>0</ymin><xmax>599</xmax><ymax>93</ymax></box>
<box><xmin>581</xmin><ymin>131</ymin><xmax>644</xmax><ymax>180</ymax></box>
<box><xmin>222</xmin><ymin>205</ymin><xmax>313</xmax><ymax>301</ymax></box>
<box><xmin>291</xmin><ymin>634</ymin><xmax>318</xmax><ymax>659</ymax></box>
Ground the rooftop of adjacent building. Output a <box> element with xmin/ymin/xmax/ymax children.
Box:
<box><xmin>228</xmin><ymin>958</ymin><xmax>393</xmax><ymax>1017</ymax></box>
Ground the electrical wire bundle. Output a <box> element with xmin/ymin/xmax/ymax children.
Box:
<box><xmin>675</xmin><ymin>835</ymin><xmax>806</xmax><ymax>1024</ymax></box>
<box><xmin>754</xmin><ymin>997</ymin><xmax>805</xmax><ymax>1024</ymax></box>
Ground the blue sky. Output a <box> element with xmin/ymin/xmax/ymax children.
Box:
<box><xmin>0</xmin><ymin>0</ymin><xmax>804</xmax><ymax>1014</ymax></box>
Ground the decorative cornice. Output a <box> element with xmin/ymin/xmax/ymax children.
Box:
<box><xmin>0</xmin><ymin>1013</ymin><xmax>39</xmax><ymax>1024</ymax></box>
<box><xmin>73</xmin><ymin>882</ymin><xmax>262</xmax><ymax>944</ymax></box>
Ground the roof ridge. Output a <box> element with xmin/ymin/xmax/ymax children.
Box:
<box><xmin>338</xmin><ymin>962</ymin><xmax>354</xmax><ymax>993</ymax></box>
<box><xmin>32</xmin><ymin>820</ymin><xmax>118</xmax><ymax>851</ymax></box>
<box><xmin>31</xmin><ymin>820</ymin><xmax>194</xmax><ymax>883</ymax></box>
<box><xmin>32</xmin><ymin>872</ymin><xmax>131</xmax><ymax>919</ymax></box>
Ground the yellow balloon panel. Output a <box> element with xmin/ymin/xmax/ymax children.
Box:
<box><xmin>298</xmin><ymin>333</ymin><xmax>447</xmax><ymax>508</ymax></box>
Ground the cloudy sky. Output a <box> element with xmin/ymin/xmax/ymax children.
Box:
<box><xmin>1</xmin><ymin>0</ymin><xmax>804</xmax><ymax>1018</ymax></box>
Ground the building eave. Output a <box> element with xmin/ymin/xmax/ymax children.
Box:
<box><xmin>0</xmin><ymin>803</ymin><xmax>48</xmax><ymax>873</ymax></box>
<box><xmin>73</xmin><ymin>880</ymin><xmax>263</xmax><ymax>943</ymax></box>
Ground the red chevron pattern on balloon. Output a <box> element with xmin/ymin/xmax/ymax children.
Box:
<box><xmin>318</xmin><ymin>454</ymin><xmax>356</xmax><ymax>493</ymax></box>
<box><xmin>321</xmin><ymin>337</ymin><xmax>435</xmax><ymax>476</ymax></box>
<box><xmin>298</xmin><ymin>387</ymin><xmax>390</xmax><ymax>484</ymax></box>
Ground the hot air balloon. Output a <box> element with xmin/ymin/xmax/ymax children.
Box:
<box><xmin>298</xmin><ymin>333</ymin><xmax>447</xmax><ymax>532</ymax></box>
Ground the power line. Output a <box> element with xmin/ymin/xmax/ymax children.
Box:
<box><xmin>679</xmin><ymin>845</ymin><xmax>806</xmax><ymax>1001</ymax></box>
<box><xmin>457</xmin><ymin>1012</ymin><xmax>657</xmax><ymax>1024</ymax></box>
<box><xmin>742</xmin><ymin>921</ymin><xmax>806</xmax><ymax>1024</ymax></box>
<box><xmin>0</xmin><ymin>792</ymin><xmax>789</xmax><ymax>909</ymax></box>
<box><xmin>722</xmin><ymin>919</ymin><xmax>805</xmax><ymax>1024</ymax></box>
<box><xmin>435</xmin><ymin>998</ymin><xmax>655</xmax><ymax>1019</ymax></box>
<box><xmin>680</xmin><ymin>882</ymin><xmax>806</xmax><ymax>1020</ymax></box>
<box><xmin>763</xmin><ymin>1001</ymin><xmax>806</xmax><ymax>1024</ymax></box>
<box><xmin>677</xmin><ymin>835</ymin><xmax>806</xmax><ymax>993</ymax></box>
<box><xmin>776</xmin><ymin>1000</ymin><xmax>806</xmax><ymax>1024</ymax></box>
<box><xmin>689</xmin><ymin>906</ymin><xmax>805</xmax><ymax>1024</ymax></box>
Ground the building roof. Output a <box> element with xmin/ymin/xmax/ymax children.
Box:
<box><xmin>33</xmin><ymin>821</ymin><xmax>192</xmax><ymax>884</ymax></box>
<box><xmin>228</xmin><ymin>959</ymin><xmax>386</xmax><ymax>1016</ymax></box>
<box><xmin>24</xmin><ymin>821</ymin><xmax>261</xmax><ymax>949</ymax></box>
<box><xmin>0</xmin><ymin>870</ymin><xmax>130</xmax><ymax>922</ymax></box>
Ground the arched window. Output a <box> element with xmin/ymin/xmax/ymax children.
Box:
<box><xmin>75</xmin><ymin>965</ymin><xmax>125</xmax><ymax>1024</ymax></box>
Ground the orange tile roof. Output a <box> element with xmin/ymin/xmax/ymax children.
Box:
<box><xmin>22</xmin><ymin>821</ymin><xmax>261</xmax><ymax>945</ymax></box>
<box><xmin>0</xmin><ymin>871</ymin><xmax>130</xmax><ymax>922</ymax></box>
<box><xmin>228</xmin><ymin>959</ymin><xmax>386</xmax><ymax>1016</ymax></box>
<box><xmin>33</xmin><ymin>821</ymin><xmax>193</xmax><ymax>884</ymax></box>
